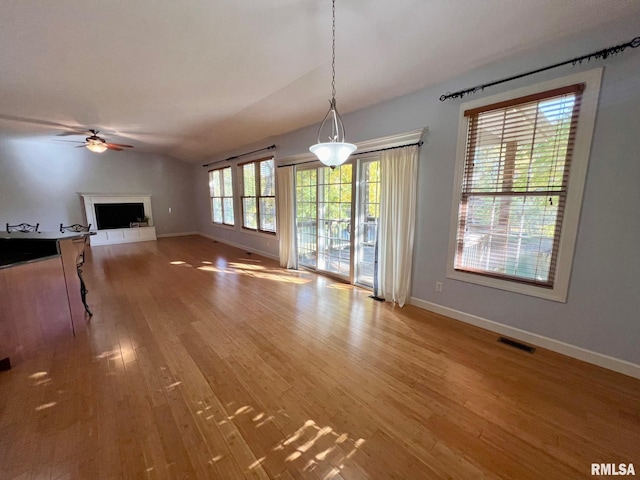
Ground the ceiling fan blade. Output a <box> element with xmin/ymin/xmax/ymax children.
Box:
<box><xmin>107</xmin><ymin>143</ymin><xmax>134</xmax><ymax>148</ymax></box>
<box><xmin>55</xmin><ymin>139</ymin><xmax>86</xmax><ymax>144</ymax></box>
<box><xmin>75</xmin><ymin>145</ymin><xmax>88</xmax><ymax>148</ymax></box>
<box><xmin>106</xmin><ymin>145</ymin><xmax>123</xmax><ymax>151</ymax></box>
<box><xmin>56</xmin><ymin>129</ymin><xmax>90</xmax><ymax>137</ymax></box>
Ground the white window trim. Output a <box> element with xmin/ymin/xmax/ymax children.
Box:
<box><xmin>446</xmin><ymin>68</ymin><xmax>602</xmax><ymax>302</ymax></box>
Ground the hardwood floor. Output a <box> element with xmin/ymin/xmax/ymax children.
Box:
<box><xmin>1</xmin><ymin>235</ymin><xmax>638</xmax><ymax>479</ymax></box>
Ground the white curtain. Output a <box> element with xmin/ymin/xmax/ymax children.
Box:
<box><xmin>376</xmin><ymin>145</ymin><xmax>419</xmax><ymax>306</ymax></box>
<box><xmin>277</xmin><ymin>166</ymin><xmax>298</xmax><ymax>269</ymax></box>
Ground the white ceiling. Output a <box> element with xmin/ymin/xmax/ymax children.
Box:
<box><xmin>1</xmin><ymin>0</ymin><xmax>638</xmax><ymax>163</ymax></box>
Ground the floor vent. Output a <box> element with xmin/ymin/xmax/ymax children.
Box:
<box><xmin>497</xmin><ymin>336</ymin><xmax>536</xmax><ymax>354</ymax></box>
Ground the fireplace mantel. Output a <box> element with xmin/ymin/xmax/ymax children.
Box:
<box><xmin>80</xmin><ymin>194</ymin><xmax>157</xmax><ymax>246</ymax></box>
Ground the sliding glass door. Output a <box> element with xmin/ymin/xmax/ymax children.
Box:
<box><xmin>295</xmin><ymin>158</ymin><xmax>380</xmax><ymax>287</ymax></box>
<box><xmin>355</xmin><ymin>159</ymin><xmax>380</xmax><ymax>287</ymax></box>
<box><xmin>317</xmin><ymin>165</ymin><xmax>353</xmax><ymax>278</ymax></box>
<box><xmin>296</xmin><ymin>169</ymin><xmax>318</xmax><ymax>269</ymax></box>
<box><xmin>296</xmin><ymin>165</ymin><xmax>353</xmax><ymax>280</ymax></box>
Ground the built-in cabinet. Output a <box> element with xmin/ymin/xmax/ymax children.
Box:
<box><xmin>90</xmin><ymin>226</ymin><xmax>157</xmax><ymax>246</ymax></box>
<box><xmin>80</xmin><ymin>193</ymin><xmax>157</xmax><ymax>246</ymax></box>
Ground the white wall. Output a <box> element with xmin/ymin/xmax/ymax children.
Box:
<box><xmin>0</xmin><ymin>139</ymin><xmax>197</xmax><ymax>235</ymax></box>
<box><xmin>196</xmin><ymin>16</ymin><xmax>640</xmax><ymax>366</ymax></box>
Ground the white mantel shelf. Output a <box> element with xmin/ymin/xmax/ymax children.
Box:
<box><xmin>80</xmin><ymin>193</ymin><xmax>157</xmax><ymax>246</ymax></box>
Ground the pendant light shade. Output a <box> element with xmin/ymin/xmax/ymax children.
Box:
<box><xmin>310</xmin><ymin>141</ymin><xmax>357</xmax><ymax>167</ymax></box>
<box><xmin>310</xmin><ymin>99</ymin><xmax>356</xmax><ymax>167</ymax></box>
<box><xmin>310</xmin><ymin>0</ymin><xmax>356</xmax><ymax>167</ymax></box>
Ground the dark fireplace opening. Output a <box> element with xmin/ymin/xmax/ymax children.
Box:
<box><xmin>95</xmin><ymin>203</ymin><xmax>145</xmax><ymax>230</ymax></box>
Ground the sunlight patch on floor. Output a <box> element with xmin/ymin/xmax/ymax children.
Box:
<box><xmin>165</xmin><ymin>381</ymin><xmax>182</xmax><ymax>391</ymax></box>
<box><xmin>248</xmin><ymin>456</ymin><xmax>266</xmax><ymax>469</ymax></box>
<box><xmin>29</xmin><ymin>371</ymin><xmax>52</xmax><ymax>386</ymax></box>
<box><xmin>35</xmin><ymin>402</ymin><xmax>57</xmax><ymax>411</ymax></box>
<box><xmin>323</xmin><ymin>467</ymin><xmax>343</xmax><ymax>479</ymax></box>
<box><xmin>197</xmin><ymin>262</ymin><xmax>312</xmax><ymax>284</ymax></box>
<box><xmin>220</xmin><ymin>404</ymin><xmax>366</xmax><ymax>474</ymax></box>
<box><xmin>197</xmin><ymin>265</ymin><xmax>229</xmax><ymax>273</ymax></box>
<box><xmin>327</xmin><ymin>283</ymin><xmax>356</xmax><ymax>290</ymax></box>
<box><xmin>273</xmin><ymin>417</ymin><xmax>365</xmax><ymax>475</ymax></box>
<box><xmin>229</xmin><ymin>262</ymin><xmax>265</xmax><ymax>271</ymax></box>
<box><xmin>95</xmin><ymin>349</ymin><xmax>120</xmax><ymax>360</ymax></box>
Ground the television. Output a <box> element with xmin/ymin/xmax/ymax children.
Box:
<box><xmin>94</xmin><ymin>203</ymin><xmax>145</xmax><ymax>230</ymax></box>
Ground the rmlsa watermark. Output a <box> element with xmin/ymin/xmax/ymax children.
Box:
<box><xmin>591</xmin><ymin>463</ymin><xmax>636</xmax><ymax>476</ymax></box>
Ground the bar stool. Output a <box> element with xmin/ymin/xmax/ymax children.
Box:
<box><xmin>6</xmin><ymin>223</ymin><xmax>39</xmax><ymax>233</ymax></box>
<box><xmin>60</xmin><ymin>223</ymin><xmax>91</xmax><ymax>233</ymax></box>
<box><xmin>60</xmin><ymin>223</ymin><xmax>93</xmax><ymax>316</ymax></box>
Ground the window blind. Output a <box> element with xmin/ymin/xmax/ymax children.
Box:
<box><xmin>209</xmin><ymin>167</ymin><xmax>234</xmax><ymax>225</ymax></box>
<box><xmin>455</xmin><ymin>84</ymin><xmax>584</xmax><ymax>287</ymax></box>
<box><xmin>239</xmin><ymin>157</ymin><xmax>276</xmax><ymax>233</ymax></box>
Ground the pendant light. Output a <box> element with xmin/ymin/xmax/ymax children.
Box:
<box><xmin>309</xmin><ymin>0</ymin><xmax>356</xmax><ymax>167</ymax></box>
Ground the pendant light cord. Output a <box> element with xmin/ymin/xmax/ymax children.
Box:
<box><xmin>331</xmin><ymin>0</ymin><xmax>336</xmax><ymax>102</ymax></box>
<box><xmin>309</xmin><ymin>0</ymin><xmax>357</xmax><ymax>166</ymax></box>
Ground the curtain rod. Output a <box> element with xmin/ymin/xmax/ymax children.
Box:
<box><xmin>202</xmin><ymin>144</ymin><xmax>276</xmax><ymax>167</ymax></box>
<box><xmin>277</xmin><ymin>141</ymin><xmax>423</xmax><ymax>169</ymax></box>
<box><xmin>440</xmin><ymin>35</ymin><xmax>640</xmax><ymax>102</ymax></box>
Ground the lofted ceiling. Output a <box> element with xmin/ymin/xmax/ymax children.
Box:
<box><xmin>1</xmin><ymin>0</ymin><xmax>638</xmax><ymax>163</ymax></box>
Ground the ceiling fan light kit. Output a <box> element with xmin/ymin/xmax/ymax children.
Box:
<box><xmin>66</xmin><ymin>129</ymin><xmax>134</xmax><ymax>153</ymax></box>
<box><xmin>309</xmin><ymin>0</ymin><xmax>356</xmax><ymax>168</ymax></box>
<box><xmin>86</xmin><ymin>139</ymin><xmax>109</xmax><ymax>153</ymax></box>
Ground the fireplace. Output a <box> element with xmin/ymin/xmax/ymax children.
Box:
<box><xmin>80</xmin><ymin>194</ymin><xmax>157</xmax><ymax>246</ymax></box>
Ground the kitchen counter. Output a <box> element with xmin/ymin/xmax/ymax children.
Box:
<box><xmin>0</xmin><ymin>232</ymin><xmax>93</xmax><ymax>367</ymax></box>
<box><xmin>0</xmin><ymin>231</ymin><xmax>89</xmax><ymax>268</ymax></box>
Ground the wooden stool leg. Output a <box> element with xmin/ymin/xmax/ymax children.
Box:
<box><xmin>77</xmin><ymin>266</ymin><xmax>93</xmax><ymax>317</ymax></box>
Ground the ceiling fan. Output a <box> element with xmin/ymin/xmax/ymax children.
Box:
<box><xmin>68</xmin><ymin>129</ymin><xmax>134</xmax><ymax>153</ymax></box>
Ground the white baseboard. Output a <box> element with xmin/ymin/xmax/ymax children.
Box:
<box><xmin>410</xmin><ymin>297</ymin><xmax>640</xmax><ymax>380</ymax></box>
<box><xmin>157</xmin><ymin>231</ymin><xmax>199</xmax><ymax>238</ymax></box>
<box><xmin>197</xmin><ymin>232</ymin><xmax>279</xmax><ymax>261</ymax></box>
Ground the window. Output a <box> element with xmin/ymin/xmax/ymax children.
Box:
<box><xmin>447</xmin><ymin>70</ymin><xmax>601</xmax><ymax>301</ymax></box>
<box><xmin>356</xmin><ymin>158</ymin><xmax>380</xmax><ymax>287</ymax></box>
<box><xmin>289</xmin><ymin>129</ymin><xmax>423</xmax><ymax>286</ymax></box>
<box><xmin>296</xmin><ymin>168</ymin><xmax>317</xmax><ymax>267</ymax></box>
<box><xmin>209</xmin><ymin>167</ymin><xmax>235</xmax><ymax>226</ymax></box>
<box><xmin>295</xmin><ymin>159</ymin><xmax>379</xmax><ymax>286</ymax></box>
<box><xmin>296</xmin><ymin>164</ymin><xmax>353</xmax><ymax>278</ymax></box>
<box><xmin>240</xmin><ymin>157</ymin><xmax>276</xmax><ymax>233</ymax></box>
